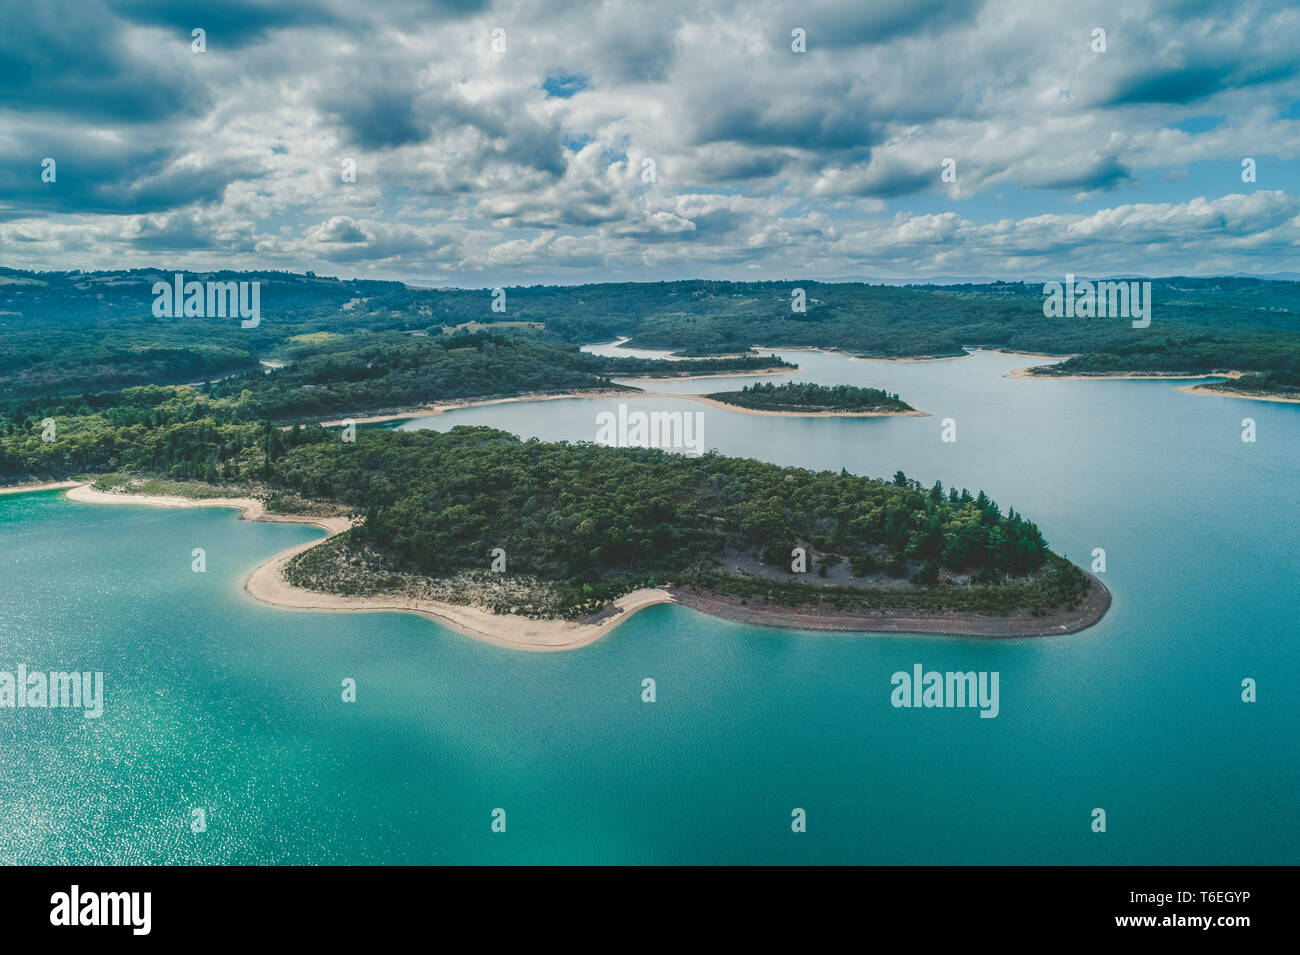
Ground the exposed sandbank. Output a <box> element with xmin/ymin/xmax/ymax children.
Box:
<box><xmin>843</xmin><ymin>346</ymin><xmax>1278</xmax><ymax>390</ymax></box>
<box><xmin>977</xmin><ymin>348</ymin><xmax>1076</xmax><ymax>360</ymax></box>
<box><xmin>590</xmin><ymin>337</ymin><xmax>783</xmax><ymax>364</ymax></box>
<box><xmin>613</xmin><ymin>366</ymin><xmax>794</xmax><ymax>383</ymax></box>
<box><xmin>319</xmin><ymin>385</ymin><xmax>924</xmax><ymax>426</ymax></box>
<box><xmin>0</xmin><ymin>480</ymin><xmax>84</xmax><ymax>495</ymax></box>
<box><xmin>318</xmin><ymin>389</ymin><xmax>636</xmax><ymax>426</ymax></box>
<box><xmin>751</xmin><ymin>345</ymin><xmax>1044</xmax><ymax>363</ymax></box>
<box><xmin>61</xmin><ymin>483</ymin><xmax>673</xmax><ymax>652</ymax></box>
<box><xmin>65</xmin><ymin>483</ymin><xmax>350</xmax><ymax>534</ymax></box>
<box><xmin>745</xmin><ymin>344</ymin><xmax>963</xmax><ymax>363</ymax></box>
<box><xmin>1006</xmin><ymin>366</ymin><xmax>1297</xmax><ymax>404</ymax></box>
<box><xmin>247</xmin><ymin>541</ymin><xmax>677</xmax><ymax>652</ymax></box>
<box><xmin>1005</xmin><ymin>366</ymin><xmax>1244</xmax><ymax>381</ymax></box>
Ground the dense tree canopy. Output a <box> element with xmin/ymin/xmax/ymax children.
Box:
<box><xmin>707</xmin><ymin>382</ymin><xmax>912</xmax><ymax>413</ymax></box>
<box><xmin>2</xmin><ymin>270</ymin><xmax>1295</xmax><ymax>404</ymax></box>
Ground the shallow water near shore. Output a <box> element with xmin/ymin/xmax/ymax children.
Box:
<box><xmin>2</xmin><ymin>348</ymin><xmax>1296</xmax><ymax>864</ymax></box>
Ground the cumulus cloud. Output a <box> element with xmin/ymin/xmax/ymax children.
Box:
<box><xmin>0</xmin><ymin>0</ymin><xmax>1296</xmax><ymax>281</ymax></box>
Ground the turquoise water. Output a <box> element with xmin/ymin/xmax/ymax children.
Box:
<box><xmin>2</xmin><ymin>349</ymin><xmax>1296</xmax><ymax>864</ymax></box>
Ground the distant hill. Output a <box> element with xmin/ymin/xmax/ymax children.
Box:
<box><xmin>0</xmin><ymin>269</ymin><xmax>1295</xmax><ymax>395</ymax></box>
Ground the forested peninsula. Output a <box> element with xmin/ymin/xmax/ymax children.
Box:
<box><xmin>274</xmin><ymin>426</ymin><xmax>1102</xmax><ymax>634</ymax></box>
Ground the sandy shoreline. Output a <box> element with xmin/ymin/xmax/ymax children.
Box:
<box><xmin>0</xmin><ymin>480</ymin><xmax>83</xmax><ymax>495</ymax></box>
<box><xmin>1004</xmin><ymin>366</ymin><xmax>1244</xmax><ymax>381</ymax></box>
<box><xmin>592</xmin><ymin>337</ymin><xmax>798</xmax><ymax>369</ymax></box>
<box><xmin>1172</xmin><ymin>383</ymin><xmax>1300</xmax><ymax>404</ymax></box>
<box><xmin>587</xmin><ymin>337</ymin><xmax>765</xmax><ymax>363</ymax></box>
<box><xmin>750</xmin><ymin>344</ymin><xmax>1068</xmax><ymax>364</ymax></box>
<box><xmin>60</xmin><ymin>483</ymin><xmax>676</xmax><ymax>652</ymax></box>
<box><xmin>978</xmin><ymin>348</ymin><xmax>1076</xmax><ymax>359</ymax></box>
<box><xmin>247</xmin><ymin>541</ymin><xmax>677</xmax><ymax>652</ymax></box>
<box><xmin>1006</xmin><ymin>365</ymin><xmax>1297</xmax><ymax>404</ymax></box>
<box><xmin>682</xmin><ymin>393</ymin><xmax>928</xmax><ymax>417</ymax></box>
<box><xmin>319</xmin><ymin>385</ymin><xmax>925</xmax><ymax>426</ymax></box>
<box><xmin>54</xmin><ymin>483</ymin><xmax>1110</xmax><ymax>648</ymax></box>
<box><xmin>614</xmin><ymin>366</ymin><xmax>794</xmax><ymax>383</ymax></box>
<box><xmin>64</xmin><ymin>483</ymin><xmax>351</xmax><ymax>534</ymax></box>
<box><xmin>318</xmin><ymin>389</ymin><xmax>637</xmax><ymax>426</ymax></box>
<box><xmin>838</xmin><ymin>345</ymin><xmax>1294</xmax><ymax>398</ymax></box>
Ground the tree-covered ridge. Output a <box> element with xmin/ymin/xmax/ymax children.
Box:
<box><xmin>203</xmin><ymin>333</ymin><xmax>630</xmax><ymax>420</ymax></box>
<box><xmin>605</xmin><ymin>278</ymin><xmax>1299</xmax><ymax>376</ymax></box>
<box><xmin>271</xmin><ymin>427</ymin><xmax>1050</xmax><ymax>583</ymax></box>
<box><xmin>707</xmin><ymin>381</ymin><xmax>913</xmax><ymax>413</ymax></box>
<box><xmin>0</xmin><ymin>385</ymin><xmax>302</xmax><ymax>484</ymax></box>
<box><xmin>202</xmin><ymin>332</ymin><xmax>791</xmax><ymax>420</ymax></box>
<box><xmin>0</xmin><ymin>331</ymin><xmax>792</xmax><ymax>432</ymax></box>
<box><xmin>1030</xmin><ymin>334</ymin><xmax>1300</xmax><ymax>377</ymax></box>
<box><xmin>0</xmin><ymin>269</ymin><xmax>385</xmax><ymax>398</ymax></box>
<box><xmin>0</xmin><ymin>337</ymin><xmax>257</xmax><ymax>399</ymax></box>
<box><xmin>1</xmin><ymin>269</ymin><xmax>1295</xmax><ymax>399</ymax></box>
<box><xmin>269</xmin><ymin>427</ymin><xmax>1078</xmax><ymax>618</ymax></box>
<box><xmin>0</xmin><ymin>326</ymin><xmax>779</xmax><ymax>482</ymax></box>
<box><xmin>1</xmin><ymin>270</ymin><xmax>795</xmax><ymax>401</ymax></box>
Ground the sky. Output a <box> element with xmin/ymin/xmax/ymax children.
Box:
<box><xmin>1</xmin><ymin>0</ymin><xmax>1298</xmax><ymax>286</ymax></box>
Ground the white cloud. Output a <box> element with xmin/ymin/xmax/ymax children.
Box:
<box><xmin>0</xmin><ymin>0</ymin><xmax>1296</xmax><ymax>281</ymax></box>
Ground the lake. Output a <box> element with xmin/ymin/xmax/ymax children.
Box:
<box><xmin>2</xmin><ymin>347</ymin><xmax>1295</xmax><ymax>864</ymax></box>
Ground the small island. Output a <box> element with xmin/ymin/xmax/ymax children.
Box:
<box><xmin>704</xmin><ymin>381</ymin><xmax>919</xmax><ymax>416</ymax></box>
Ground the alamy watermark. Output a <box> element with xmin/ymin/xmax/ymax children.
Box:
<box><xmin>50</xmin><ymin>885</ymin><xmax>150</xmax><ymax>935</ymax></box>
<box><xmin>1042</xmin><ymin>273</ymin><xmax>1151</xmax><ymax>328</ymax></box>
<box><xmin>152</xmin><ymin>272</ymin><xmax>261</xmax><ymax>328</ymax></box>
<box><xmin>595</xmin><ymin>403</ymin><xmax>704</xmax><ymax>455</ymax></box>
<box><xmin>0</xmin><ymin>665</ymin><xmax>104</xmax><ymax>718</ymax></box>
<box><xmin>891</xmin><ymin>664</ymin><xmax>999</xmax><ymax>718</ymax></box>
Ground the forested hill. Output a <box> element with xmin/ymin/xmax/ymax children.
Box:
<box><xmin>0</xmin><ymin>331</ymin><xmax>793</xmax><ymax>426</ymax></box>
<box><xmin>0</xmin><ymin>269</ymin><xmax>797</xmax><ymax>400</ymax></box>
<box><xmin>200</xmin><ymin>333</ymin><xmax>793</xmax><ymax>421</ymax></box>
<box><xmin>596</xmin><ymin>278</ymin><xmax>1298</xmax><ymax>378</ymax></box>
<box><xmin>1</xmin><ymin>269</ymin><xmax>1296</xmax><ymax>398</ymax></box>
<box><xmin>284</xmin><ymin>425</ymin><xmax>1047</xmax><ymax>576</ymax></box>
<box><xmin>275</xmin><ymin>426</ymin><xmax>1089</xmax><ymax>618</ymax></box>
